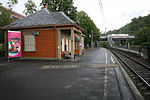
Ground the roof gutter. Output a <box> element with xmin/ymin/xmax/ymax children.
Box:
<box><xmin>1</xmin><ymin>23</ymin><xmax>84</xmax><ymax>32</ymax></box>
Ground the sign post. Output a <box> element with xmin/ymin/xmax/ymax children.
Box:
<box><xmin>8</xmin><ymin>31</ymin><xmax>21</xmax><ymax>61</ymax></box>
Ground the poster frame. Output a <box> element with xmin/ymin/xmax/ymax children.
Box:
<box><xmin>8</xmin><ymin>30</ymin><xmax>21</xmax><ymax>61</ymax></box>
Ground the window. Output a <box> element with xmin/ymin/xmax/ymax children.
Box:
<box><xmin>76</xmin><ymin>42</ymin><xmax>79</xmax><ymax>50</ymax></box>
<box><xmin>24</xmin><ymin>32</ymin><xmax>36</xmax><ymax>52</ymax></box>
<box><xmin>62</xmin><ymin>33</ymin><xmax>65</xmax><ymax>51</ymax></box>
<box><xmin>69</xmin><ymin>35</ymin><xmax>71</xmax><ymax>52</ymax></box>
<box><xmin>65</xmin><ymin>34</ymin><xmax>68</xmax><ymax>51</ymax></box>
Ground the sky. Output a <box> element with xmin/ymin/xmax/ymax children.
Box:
<box><xmin>1</xmin><ymin>0</ymin><xmax>150</xmax><ymax>33</ymax></box>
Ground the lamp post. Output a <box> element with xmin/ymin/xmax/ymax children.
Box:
<box><xmin>91</xmin><ymin>30</ymin><xmax>94</xmax><ymax>48</ymax></box>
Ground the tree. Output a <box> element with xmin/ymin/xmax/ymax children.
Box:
<box><xmin>0</xmin><ymin>0</ymin><xmax>18</xmax><ymax>10</ymax></box>
<box><xmin>76</xmin><ymin>11</ymin><xmax>100</xmax><ymax>47</ymax></box>
<box><xmin>106</xmin><ymin>14</ymin><xmax>150</xmax><ymax>46</ymax></box>
<box><xmin>41</xmin><ymin>0</ymin><xmax>77</xmax><ymax>22</ymax></box>
<box><xmin>23</xmin><ymin>0</ymin><xmax>37</xmax><ymax>16</ymax></box>
<box><xmin>134</xmin><ymin>27</ymin><xmax>150</xmax><ymax>46</ymax></box>
<box><xmin>7</xmin><ymin>0</ymin><xmax>18</xmax><ymax>10</ymax></box>
<box><xmin>0</xmin><ymin>6</ymin><xmax>12</xmax><ymax>43</ymax></box>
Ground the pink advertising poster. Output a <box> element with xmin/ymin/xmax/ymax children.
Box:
<box><xmin>8</xmin><ymin>31</ymin><xmax>21</xmax><ymax>58</ymax></box>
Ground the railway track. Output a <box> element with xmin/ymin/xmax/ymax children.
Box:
<box><xmin>109</xmin><ymin>48</ymin><xmax>150</xmax><ymax>100</ymax></box>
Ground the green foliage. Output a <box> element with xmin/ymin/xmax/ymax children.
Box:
<box><xmin>0</xmin><ymin>6</ymin><xmax>12</xmax><ymax>44</ymax></box>
<box><xmin>98</xmin><ymin>41</ymin><xmax>109</xmax><ymax>47</ymax></box>
<box><xmin>41</xmin><ymin>0</ymin><xmax>77</xmax><ymax>22</ymax></box>
<box><xmin>7</xmin><ymin>0</ymin><xmax>18</xmax><ymax>10</ymax></box>
<box><xmin>0</xmin><ymin>6</ymin><xmax>12</xmax><ymax>27</ymax></box>
<box><xmin>134</xmin><ymin>27</ymin><xmax>150</xmax><ymax>46</ymax></box>
<box><xmin>40</xmin><ymin>1</ymin><xmax>100</xmax><ymax>47</ymax></box>
<box><xmin>23</xmin><ymin>0</ymin><xmax>37</xmax><ymax>16</ymax></box>
<box><xmin>107</xmin><ymin>14</ymin><xmax>150</xmax><ymax>46</ymax></box>
<box><xmin>107</xmin><ymin>29</ymin><xmax>118</xmax><ymax>34</ymax></box>
<box><xmin>0</xmin><ymin>45</ymin><xmax>4</xmax><ymax>56</ymax></box>
<box><xmin>76</xmin><ymin>11</ymin><xmax>100</xmax><ymax>47</ymax></box>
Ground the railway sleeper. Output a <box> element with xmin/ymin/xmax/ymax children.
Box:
<box><xmin>123</xmin><ymin>67</ymin><xmax>129</xmax><ymax>71</ymax></box>
<box><xmin>144</xmin><ymin>92</ymin><xmax>150</xmax><ymax>97</ymax></box>
<box><xmin>143</xmin><ymin>77</ymin><xmax>150</xmax><ymax>80</ymax></box>
<box><xmin>134</xmin><ymin>78</ymin><xmax>141</xmax><ymax>83</ymax></box>
<box><xmin>144</xmin><ymin>92</ymin><xmax>150</xmax><ymax>96</ymax></box>
<box><xmin>126</xmin><ymin>69</ymin><xmax>133</xmax><ymax>73</ymax></box>
<box><xmin>132</xmin><ymin>76</ymin><xmax>137</xmax><ymax>81</ymax></box>
<box><xmin>128</xmin><ymin>72</ymin><xmax>134</xmax><ymax>76</ymax></box>
<box><xmin>137</xmin><ymin>83</ymin><xmax>144</xmax><ymax>87</ymax></box>
<box><xmin>130</xmin><ymin>74</ymin><xmax>135</xmax><ymax>77</ymax></box>
<box><xmin>140</xmin><ymin>86</ymin><xmax>147</xmax><ymax>90</ymax></box>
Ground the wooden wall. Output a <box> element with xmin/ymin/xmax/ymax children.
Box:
<box><xmin>22</xmin><ymin>30</ymin><xmax>57</xmax><ymax>58</ymax></box>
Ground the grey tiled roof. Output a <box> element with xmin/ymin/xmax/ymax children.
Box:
<box><xmin>3</xmin><ymin>8</ymin><xmax>75</xmax><ymax>29</ymax></box>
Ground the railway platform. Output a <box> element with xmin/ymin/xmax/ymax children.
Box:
<box><xmin>0</xmin><ymin>47</ymin><xmax>138</xmax><ymax>100</ymax></box>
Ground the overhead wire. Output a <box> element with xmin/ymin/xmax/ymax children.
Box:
<box><xmin>119</xmin><ymin>0</ymin><xmax>144</xmax><ymax>34</ymax></box>
<box><xmin>98</xmin><ymin>0</ymin><xmax>106</xmax><ymax>34</ymax></box>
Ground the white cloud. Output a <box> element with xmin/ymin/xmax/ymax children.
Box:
<box><xmin>74</xmin><ymin>0</ymin><xmax>150</xmax><ymax>32</ymax></box>
<box><xmin>1</xmin><ymin>0</ymin><xmax>150</xmax><ymax>32</ymax></box>
<box><xmin>1</xmin><ymin>0</ymin><xmax>42</xmax><ymax>15</ymax></box>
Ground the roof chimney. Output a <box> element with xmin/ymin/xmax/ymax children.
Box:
<box><xmin>43</xmin><ymin>4</ymin><xmax>48</xmax><ymax>8</ymax></box>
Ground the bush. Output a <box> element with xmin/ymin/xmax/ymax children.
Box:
<box><xmin>0</xmin><ymin>45</ymin><xmax>4</xmax><ymax>56</ymax></box>
<box><xmin>98</xmin><ymin>41</ymin><xmax>109</xmax><ymax>47</ymax></box>
<box><xmin>141</xmin><ymin>42</ymin><xmax>150</xmax><ymax>46</ymax></box>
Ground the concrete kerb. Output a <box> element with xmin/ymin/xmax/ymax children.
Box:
<box><xmin>109</xmin><ymin>49</ymin><xmax>145</xmax><ymax>100</ymax></box>
<box><xmin>62</xmin><ymin>55</ymin><xmax>83</xmax><ymax>62</ymax></box>
<box><xmin>86</xmin><ymin>47</ymin><xmax>99</xmax><ymax>50</ymax></box>
<box><xmin>0</xmin><ymin>56</ymin><xmax>83</xmax><ymax>63</ymax></box>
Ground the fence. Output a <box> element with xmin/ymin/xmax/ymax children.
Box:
<box><xmin>115</xmin><ymin>45</ymin><xmax>150</xmax><ymax>61</ymax></box>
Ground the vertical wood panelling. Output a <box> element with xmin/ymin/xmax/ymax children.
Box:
<box><xmin>22</xmin><ymin>30</ymin><xmax>57</xmax><ymax>58</ymax></box>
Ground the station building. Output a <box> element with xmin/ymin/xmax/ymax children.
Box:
<box><xmin>2</xmin><ymin>7</ymin><xmax>84</xmax><ymax>60</ymax></box>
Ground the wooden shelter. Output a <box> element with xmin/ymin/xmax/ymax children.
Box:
<box><xmin>2</xmin><ymin>7</ymin><xmax>84</xmax><ymax>60</ymax></box>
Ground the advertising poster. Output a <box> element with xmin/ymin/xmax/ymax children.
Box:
<box><xmin>8</xmin><ymin>31</ymin><xmax>21</xmax><ymax>58</ymax></box>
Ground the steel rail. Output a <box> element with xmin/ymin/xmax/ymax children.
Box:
<box><xmin>115</xmin><ymin>49</ymin><xmax>150</xmax><ymax>70</ymax></box>
<box><xmin>110</xmin><ymin>49</ymin><xmax>150</xmax><ymax>88</ymax></box>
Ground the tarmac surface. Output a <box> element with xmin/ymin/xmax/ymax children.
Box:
<box><xmin>0</xmin><ymin>47</ymin><xmax>135</xmax><ymax>100</ymax></box>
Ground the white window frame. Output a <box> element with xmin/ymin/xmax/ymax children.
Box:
<box><xmin>66</xmin><ymin>33</ymin><xmax>68</xmax><ymax>51</ymax></box>
<box><xmin>62</xmin><ymin>33</ymin><xmax>65</xmax><ymax>51</ymax></box>
<box><xmin>69</xmin><ymin>34</ymin><xmax>71</xmax><ymax>52</ymax></box>
<box><xmin>76</xmin><ymin>42</ymin><xmax>79</xmax><ymax>50</ymax></box>
<box><xmin>23</xmin><ymin>31</ymin><xmax>36</xmax><ymax>52</ymax></box>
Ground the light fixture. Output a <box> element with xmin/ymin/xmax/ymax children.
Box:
<box><xmin>34</xmin><ymin>31</ymin><xmax>39</xmax><ymax>36</ymax></box>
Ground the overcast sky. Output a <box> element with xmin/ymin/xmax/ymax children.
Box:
<box><xmin>1</xmin><ymin>0</ymin><xmax>150</xmax><ymax>32</ymax></box>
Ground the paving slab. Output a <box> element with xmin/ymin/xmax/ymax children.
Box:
<box><xmin>0</xmin><ymin>47</ymin><xmax>136</xmax><ymax>100</ymax></box>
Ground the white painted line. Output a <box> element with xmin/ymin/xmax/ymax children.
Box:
<box><xmin>104</xmin><ymin>48</ymin><xmax>108</xmax><ymax>99</ymax></box>
<box><xmin>111</xmin><ymin>56</ymin><xmax>115</xmax><ymax>64</ymax></box>
<box><xmin>104</xmin><ymin>48</ymin><xmax>108</xmax><ymax>64</ymax></box>
<box><xmin>51</xmin><ymin>65</ymin><xmax>55</xmax><ymax>68</ymax></box>
<box><xmin>55</xmin><ymin>65</ymin><xmax>59</xmax><ymax>68</ymax></box>
<box><xmin>104</xmin><ymin>66</ymin><xmax>108</xmax><ymax>98</ymax></box>
<box><xmin>107</xmin><ymin>49</ymin><xmax>117</xmax><ymax>64</ymax></box>
<box><xmin>0</xmin><ymin>64</ymin><xmax>7</xmax><ymax>66</ymax></box>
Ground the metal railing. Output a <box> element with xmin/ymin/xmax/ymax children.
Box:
<box><xmin>114</xmin><ymin>45</ymin><xmax>150</xmax><ymax>61</ymax></box>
